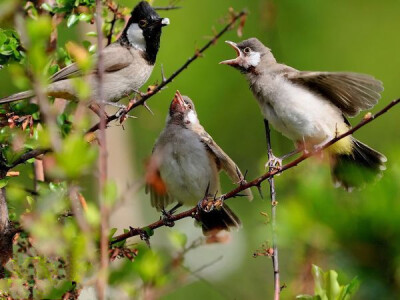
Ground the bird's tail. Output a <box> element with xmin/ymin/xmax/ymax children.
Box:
<box><xmin>0</xmin><ymin>90</ymin><xmax>35</xmax><ymax>104</ymax></box>
<box><xmin>330</xmin><ymin>138</ymin><xmax>386</xmax><ymax>190</ymax></box>
<box><xmin>198</xmin><ymin>204</ymin><xmax>241</xmax><ymax>236</ymax></box>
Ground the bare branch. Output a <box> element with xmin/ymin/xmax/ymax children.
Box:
<box><xmin>110</xmin><ymin>98</ymin><xmax>400</xmax><ymax>245</ymax></box>
<box><xmin>263</xmin><ymin>119</ymin><xmax>280</xmax><ymax>300</ymax></box>
<box><xmin>8</xmin><ymin>148</ymin><xmax>49</xmax><ymax>170</ymax></box>
<box><xmin>87</xmin><ymin>10</ymin><xmax>248</xmax><ymax>133</ymax></box>
<box><xmin>153</xmin><ymin>6</ymin><xmax>182</xmax><ymax>11</ymax></box>
<box><xmin>95</xmin><ymin>0</ymin><xmax>109</xmax><ymax>299</ymax></box>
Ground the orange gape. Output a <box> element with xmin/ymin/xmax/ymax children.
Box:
<box><xmin>145</xmin><ymin>160</ymin><xmax>167</xmax><ymax>195</ymax></box>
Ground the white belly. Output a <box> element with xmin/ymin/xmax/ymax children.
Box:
<box><xmin>159</xmin><ymin>129</ymin><xmax>217</xmax><ymax>206</ymax></box>
<box><xmin>252</xmin><ymin>75</ymin><xmax>344</xmax><ymax>143</ymax></box>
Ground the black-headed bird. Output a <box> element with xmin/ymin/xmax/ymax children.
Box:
<box><xmin>0</xmin><ymin>1</ymin><xmax>169</xmax><ymax>107</ymax></box>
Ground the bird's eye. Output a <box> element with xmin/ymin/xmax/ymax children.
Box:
<box><xmin>139</xmin><ymin>19</ymin><xmax>147</xmax><ymax>27</ymax></box>
<box><xmin>244</xmin><ymin>47</ymin><xmax>251</xmax><ymax>54</ymax></box>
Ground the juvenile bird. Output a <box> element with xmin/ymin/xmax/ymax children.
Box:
<box><xmin>146</xmin><ymin>91</ymin><xmax>253</xmax><ymax>235</ymax></box>
<box><xmin>220</xmin><ymin>38</ymin><xmax>386</xmax><ymax>190</ymax></box>
<box><xmin>0</xmin><ymin>1</ymin><xmax>169</xmax><ymax>107</ymax></box>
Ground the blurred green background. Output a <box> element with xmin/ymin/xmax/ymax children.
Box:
<box><xmin>2</xmin><ymin>0</ymin><xmax>400</xmax><ymax>299</ymax></box>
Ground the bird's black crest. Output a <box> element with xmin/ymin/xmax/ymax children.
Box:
<box><xmin>130</xmin><ymin>1</ymin><xmax>160</xmax><ymax>23</ymax></box>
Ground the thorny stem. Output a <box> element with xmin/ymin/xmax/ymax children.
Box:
<box><xmin>110</xmin><ymin>98</ymin><xmax>400</xmax><ymax>245</ymax></box>
<box><xmin>86</xmin><ymin>10</ymin><xmax>247</xmax><ymax>134</ymax></box>
<box><xmin>264</xmin><ymin>119</ymin><xmax>280</xmax><ymax>300</ymax></box>
<box><xmin>95</xmin><ymin>0</ymin><xmax>109</xmax><ymax>299</ymax></box>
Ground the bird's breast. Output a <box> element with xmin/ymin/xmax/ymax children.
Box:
<box><xmin>158</xmin><ymin>130</ymin><xmax>217</xmax><ymax>206</ymax></box>
<box><xmin>250</xmin><ymin>74</ymin><xmax>346</xmax><ymax>143</ymax></box>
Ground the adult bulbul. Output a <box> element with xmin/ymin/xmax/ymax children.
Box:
<box><xmin>220</xmin><ymin>38</ymin><xmax>386</xmax><ymax>190</ymax></box>
<box><xmin>0</xmin><ymin>1</ymin><xmax>169</xmax><ymax>106</ymax></box>
<box><xmin>145</xmin><ymin>91</ymin><xmax>253</xmax><ymax>235</ymax></box>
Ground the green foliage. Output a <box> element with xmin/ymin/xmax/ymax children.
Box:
<box><xmin>0</xmin><ymin>29</ymin><xmax>24</xmax><ymax>65</ymax></box>
<box><xmin>297</xmin><ymin>265</ymin><xmax>360</xmax><ymax>300</ymax></box>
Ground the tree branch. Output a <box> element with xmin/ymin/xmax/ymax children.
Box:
<box><xmin>264</xmin><ymin>119</ymin><xmax>280</xmax><ymax>300</ymax></box>
<box><xmin>95</xmin><ymin>0</ymin><xmax>109</xmax><ymax>299</ymax></box>
<box><xmin>7</xmin><ymin>148</ymin><xmax>49</xmax><ymax>170</ymax></box>
<box><xmin>110</xmin><ymin>98</ymin><xmax>400</xmax><ymax>245</ymax></box>
<box><xmin>87</xmin><ymin>10</ymin><xmax>247</xmax><ymax>134</ymax></box>
<box><xmin>153</xmin><ymin>6</ymin><xmax>182</xmax><ymax>11</ymax></box>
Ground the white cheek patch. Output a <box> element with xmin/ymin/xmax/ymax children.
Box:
<box><xmin>186</xmin><ymin>110</ymin><xmax>199</xmax><ymax>124</ymax></box>
<box><xmin>127</xmin><ymin>23</ymin><xmax>146</xmax><ymax>51</ymax></box>
<box><xmin>247</xmin><ymin>51</ymin><xmax>261</xmax><ymax>67</ymax></box>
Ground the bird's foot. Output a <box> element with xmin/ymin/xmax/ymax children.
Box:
<box><xmin>160</xmin><ymin>204</ymin><xmax>182</xmax><ymax>227</ymax></box>
<box><xmin>116</xmin><ymin>100</ymin><xmax>138</xmax><ymax>122</ymax></box>
<box><xmin>197</xmin><ymin>196</ymin><xmax>224</xmax><ymax>213</ymax></box>
<box><xmin>265</xmin><ymin>154</ymin><xmax>282</xmax><ymax>171</ymax></box>
<box><xmin>161</xmin><ymin>209</ymin><xmax>175</xmax><ymax>227</ymax></box>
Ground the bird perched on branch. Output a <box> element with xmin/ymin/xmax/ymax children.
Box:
<box><xmin>220</xmin><ymin>38</ymin><xmax>386</xmax><ymax>190</ymax></box>
<box><xmin>0</xmin><ymin>1</ymin><xmax>169</xmax><ymax>107</ymax></box>
<box><xmin>146</xmin><ymin>91</ymin><xmax>253</xmax><ymax>235</ymax></box>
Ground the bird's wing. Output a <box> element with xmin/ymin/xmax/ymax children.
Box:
<box><xmin>50</xmin><ymin>45</ymin><xmax>133</xmax><ymax>82</ymax></box>
<box><xmin>285</xmin><ymin>71</ymin><xmax>383</xmax><ymax>117</ymax></box>
<box><xmin>197</xmin><ymin>129</ymin><xmax>253</xmax><ymax>201</ymax></box>
<box><xmin>145</xmin><ymin>147</ymin><xmax>173</xmax><ymax>211</ymax></box>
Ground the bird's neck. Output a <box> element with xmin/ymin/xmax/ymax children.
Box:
<box><xmin>118</xmin><ymin>25</ymin><xmax>160</xmax><ymax>65</ymax></box>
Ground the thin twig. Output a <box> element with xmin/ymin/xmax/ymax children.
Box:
<box><xmin>153</xmin><ymin>6</ymin><xmax>182</xmax><ymax>10</ymax></box>
<box><xmin>110</xmin><ymin>98</ymin><xmax>400</xmax><ymax>245</ymax></box>
<box><xmin>264</xmin><ymin>119</ymin><xmax>280</xmax><ymax>300</ymax></box>
<box><xmin>106</xmin><ymin>4</ymin><xmax>118</xmax><ymax>46</ymax></box>
<box><xmin>87</xmin><ymin>10</ymin><xmax>247</xmax><ymax>134</ymax></box>
<box><xmin>8</xmin><ymin>148</ymin><xmax>49</xmax><ymax>170</ymax></box>
<box><xmin>95</xmin><ymin>0</ymin><xmax>109</xmax><ymax>299</ymax></box>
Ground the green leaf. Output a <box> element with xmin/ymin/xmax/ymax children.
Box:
<box><xmin>108</xmin><ymin>228</ymin><xmax>118</xmax><ymax>240</ymax></box>
<box><xmin>0</xmin><ymin>178</ymin><xmax>9</xmax><ymax>188</ymax></box>
<box><xmin>78</xmin><ymin>13</ymin><xmax>92</xmax><ymax>22</ymax></box>
<box><xmin>41</xmin><ymin>3</ymin><xmax>53</xmax><ymax>12</ymax></box>
<box><xmin>168</xmin><ymin>231</ymin><xmax>187</xmax><ymax>249</ymax></box>
<box><xmin>312</xmin><ymin>265</ymin><xmax>325</xmax><ymax>297</ymax></box>
<box><xmin>325</xmin><ymin>270</ymin><xmax>341</xmax><ymax>300</ymax></box>
<box><xmin>67</xmin><ymin>14</ymin><xmax>79</xmax><ymax>27</ymax></box>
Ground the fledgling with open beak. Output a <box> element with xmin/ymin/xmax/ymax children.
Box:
<box><xmin>220</xmin><ymin>38</ymin><xmax>386</xmax><ymax>190</ymax></box>
<box><xmin>145</xmin><ymin>91</ymin><xmax>253</xmax><ymax>235</ymax></box>
<box><xmin>0</xmin><ymin>1</ymin><xmax>170</xmax><ymax>107</ymax></box>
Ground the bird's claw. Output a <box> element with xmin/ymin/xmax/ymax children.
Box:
<box><xmin>265</xmin><ymin>154</ymin><xmax>282</xmax><ymax>170</ymax></box>
<box><xmin>197</xmin><ymin>196</ymin><xmax>224</xmax><ymax>213</ymax></box>
<box><xmin>161</xmin><ymin>209</ymin><xmax>175</xmax><ymax>227</ymax></box>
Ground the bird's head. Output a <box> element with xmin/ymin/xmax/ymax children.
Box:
<box><xmin>168</xmin><ymin>91</ymin><xmax>199</xmax><ymax>127</ymax></box>
<box><xmin>121</xmin><ymin>1</ymin><xmax>170</xmax><ymax>64</ymax></box>
<box><xmin>220</xmin><ymin>38</ymin><xmax>274</xmax><ymax>73</ymax></box>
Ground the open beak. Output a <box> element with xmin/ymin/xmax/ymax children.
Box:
<box><xmin>171</xmin><ymin>90</ymin><xmax>185</xmax><ymax>112</ymax></box>
<box><xmin>219</xmin><ymin>41</ymin><xmax>242</xmax><ymax>66</ymax></box>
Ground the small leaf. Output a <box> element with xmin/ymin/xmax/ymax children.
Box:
<box><xmin>108</xmin><ymin>228</ymin><xmax>118</xmax><ymax>240</ymax></box>
<box><xmin>67</xmin><ymin>14</ymin><xmax>79</xmax><ymax>27</ymax></box>
<box><xmin>41</xmin><ymin>3</ymin><xmax>53</xmax><ymax>12</ymax></box>
<box><xmin>0</xmin><ymin>178</ymin><xmax>9</xmax><ymax>188</ymax></box>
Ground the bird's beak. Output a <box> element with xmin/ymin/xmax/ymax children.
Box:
<box><xmin>219</xmin><ymin>41</ymin><xmax>242</xmax><ymax>66</ymax></box>
<box><xmin>151</xmin><ymin>17</ymin><xmax>170</xmax><ymax>28</ymax></box>
<box><xmin>171</xmin><ymin>90</ymin><xmax>185</xmax><ymax>112</ymax></box>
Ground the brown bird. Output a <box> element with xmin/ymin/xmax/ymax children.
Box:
<box><xmin>220</xmin><ymin>38</ymin><xmax>386</xmax><ymax>190</ymax></box>
<box><xmin>0</xmin><ymin>1</ymin><xmax>169</xmax><ymax>107</ymax></box>
<box><xmin>146</xmin><ymin>91</ymin><xmax>253</xmax><ymax>235</ymax></box>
